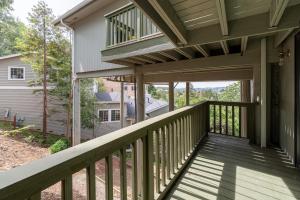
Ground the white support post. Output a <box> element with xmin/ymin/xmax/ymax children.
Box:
<box><xmin>186</xmin><ymin>82</ymin><xmax>190</xmax><ymax>106</ymax></box>
<box><xmin>120</xmin><ymin>82</ymin><xmax>125</xmax><ymax>128</ymax></box>
<box><xmin>261</xmin><ymin>38</ymin><xmax>267</xmax><ymax>148</ymax></box>
<box><xmin>169</xmin><ymin>82</ymin><xmax>174</xmax><ymax>111</ymax></box>
<box><xmin>72</xmin><ymin>78</ymin><xmax>81</xmax><ymax>146</ymax></box>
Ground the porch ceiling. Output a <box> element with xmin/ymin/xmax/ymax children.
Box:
<box><xmin>103</xmin><ymin>0</ymin><xmax>300</xmax><ymax>67</ymax></box>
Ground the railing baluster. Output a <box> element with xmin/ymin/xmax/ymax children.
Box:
<box><xmin>232</xmin><ymin>106</ymin><xmax>235</xmax><ymax>136</ymax></box>
<box><xmin>169</xmin><ymin>123</ymin><xmax>174</xmax><ymax>176</ymax></box>
<box><xmin>239</xmin><ymin>106</ymin><xmax>242</xmax><ymax>138</ymax></box>
<box><xmin>155</xmin><ymin>130</ymin><xmax>160</xmax><ymax>193</ymax></box>
<box><xmin>213</xmin><ymin>105</ymin><xmax>216</xmax><ymax>133</ymax></box>
<box><xmin>86</xmin><ymin>163</ymin><xmax>96</xmax><ymax>200</ymax></box>
<box><xmin>120</xmin><ymin>147</ymin><xmax>127</xmax><ymax>200</ymax></box>
<box><xmin>131</xmin><ymin>142</ymin><xmax>138</xmax><ymax>200</ymax></box>
<box><xmin>166</xmin><ymin>124</ymin><xmax>171</xmax><ymax>180</ymax></box>
<box><xmin>62</xmin><ymin>175</ymin><xmax>72</xmax><ymax>200</ymax></box>
<box><xmin>219</xmin><ymin>105</ymin><xmax>222</xmax><ymax>134</ymax></box>
<box><xmin>161</xmin><ymin>127</ymin><xmax>166</xmax><ymax>186</ymax></box>
<box><xmin>225</xmin><ymin>106</ymin><xmax>228</xmax><ymax>135</ymax></box>
<box><xmin>182</xmin><ymin>117</ymin><xmax>185</xmax><ymax>161</ymax></box>
<box><xmin>173</xmin><ymin>120</ymin><xmax>177</xmax><ymax>171</ymax></box>
<box><xmin>29</xmin><ymin>192</ymin><xmax>41</xmax><ymax>200</ymax></box>
<box><xmin>105</xmin><ymin>155</ymin><xmax>113</xmax><ymax>200</ymax></box>
<box><xmin>142</xmin><ymin>133</ymin><xmax>154</xmax><ymax>199</ymax></box>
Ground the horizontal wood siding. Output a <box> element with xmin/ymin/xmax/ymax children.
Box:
<box><xmin>0</xmin><ymin>89</ymin><xmax>66</xmax><ymax>135</ymax></box>
<box><xmin>73</xmin><ymin>0</ymin><xmax>130</xmax><ymax>73</ymax></box>
<box><xmin>0</xmin><ymin>56</ymin><xmax>36</xmax><ymax>86</ymax></box>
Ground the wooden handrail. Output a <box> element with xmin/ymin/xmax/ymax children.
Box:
<box><xmin>0</xmin><ymin>101</ymin><xmax>209</xmax><ymax>200</ymax></box>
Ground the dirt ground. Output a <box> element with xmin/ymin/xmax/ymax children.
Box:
<box><xmin>0</xmin><ymin>133</ymin><xmax>132</xmax><ymax>200</ymax></box>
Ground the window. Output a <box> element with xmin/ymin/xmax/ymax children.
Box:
<box><xmin>99</xmin><ymin>110</ymin><xmax>109</xmax><ymax>122</ymax></box>
<box><xmin>8</xmin><ymin>67</ymin><xmax>25</xmax><ymax>80</ymax></box>
<box><xmin>111</xmin><ymin>110</ymin><xmax>120</xmax><ymax>121</ymax></box>
<box><xmin>124</xmin><ymin>86</ymin><xmax>128</xmax><ymax>91</ymax></box>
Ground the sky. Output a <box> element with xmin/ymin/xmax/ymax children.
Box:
<box><xmin>12</xmin><ymin>0</ymin><xmax>236</xmax><ymax>89</ymax></box>
<box><xmin>12</xmin><ymin>0</ymin><xmax>83</xmax><ymax>23</ymax></box>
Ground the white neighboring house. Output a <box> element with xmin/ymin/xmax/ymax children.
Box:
<box><xmin>0</xmin><ymin>54</ymin><xmax>67</xmax><ymax>135</ymax></box>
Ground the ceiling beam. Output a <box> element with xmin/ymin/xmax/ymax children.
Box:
<box><xmin>194</xmin><ymin>45</ymin><xmax>209</xmax><ymax>57</ymax></box>
<box><xmin>274</xmin><ymin>29</ymin><xmax>294</xmax><ymax>47</ymax></box>
<box><xmin>216</xmin><ymin>0</ymin><xmax>228</xmax><ymax>35</ymax></box>
<box><xmin>188</xmin><ymin>4</ymin><xmax>300</xmax><ymax>46</ymax></box>
<box><xmin>144</xmin><ymin>69</ymin><xmax>253</xmax><ymax>82</ymax></box>
<box><xmin>220</xmin><ymin>40</ymin><xmax>229</xmax><ymax>55</ymax></box>
<box><xmin>143</xmin><ymin>54</ymin><xmax>167</xmax><ymax>63</ymax></box>
<box><xmin>174</xmin><ymin>48</ymin><xmax>195</xmax><ymax>59</ymax></box>
<box><xmin>148</xmin><ymin>0</ymin><xmax>188</xmax><ymax>45</ymax></box>
<box><xmin>241</xmin><ymin>36</ymin><xmax>248</xmax><ymax>56</ymax></box>
<box><xmin>137</xmin><ymin>50</ymin><xmax>260</xmax><ymax>75</ymax></box>
<box><xmin>132</xmin><ymin>0</ymin><xmax>179</xmax><ymax>45</ymax></box>
<box><xmin>270</xmin><ymin>0</ymin><xmax>289</xmax><ymax>27</ymax></box>
<box><xmin>158</xmin><ymin>51</ymin><xmax>181</xmax><ymax>61</ymax></box>
<box><xmin>133</xmin><ymin>56</ymin><xmax>156</xmax><ymax>64</ymax></box>
<box><xmin>76</xmin><ymin>67</ymin><xmax>134</xmax><ymax>79</ymax></box>
<box><xmin>123</xmin><ymin>58</ymin><xmax>145</xmax><ymax>65</ymax></box>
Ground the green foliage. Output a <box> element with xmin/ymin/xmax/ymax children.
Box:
<box><xmin>95</xmin><ymin>78</ymin><xmax>106</xmax><ymax>93</ymax></box>
<box><xmin>80</xmin><ymin>79</ymin><xmax>97</xmax><ymax>129</ymax></box>
<box><xmin>49</xmin><ymin>139</ymin><xmax>69</xmax><ymax>154</ymax></box>
<box><xmin>0</xmin><ymin>0</ymin><xmax>24</xmax><ymax>56</ymax></box>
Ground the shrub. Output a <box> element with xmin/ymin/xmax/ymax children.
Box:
<box><xmin>50</xmin><ymin>139</ymin><xmax>69</xmax><ymax>154</ymax></box>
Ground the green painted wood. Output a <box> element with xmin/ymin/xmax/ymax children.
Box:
<box><xmin>120</xmin><ymin>147</ymin><xmax>127</xmax><ymax>200</ymax></box>
<box><xmin>155</xmin><ymin>130</ymin><xmax>160</xmax><ymax>193</ymax></box>
<box><xmin>161</xmin><ymin>127</ymin><xmax>166</xmax><ymax>186</ymax></box>
<box><xmin>86</xmin><ymin>163</ymin><xmax>96</xmax><ymax>200</ymax></box>
<box><xmin>29</xmin><ymin>192</ymin><xmax>41</xmax><ymax>200</ymax></box>
<box><xmin>62</xmin><ymin>175</ymin><xmax>72</xmax><ymax>200</ymax></box>
<box><xmin>131</xmin><ymin>142</ymin><xmax>138</xmax><ymax>200</ymax></box>
<box><xmin>105</xmin><ymin>155</ymin><xmax>113</xmax><ymax>200</ymax></box>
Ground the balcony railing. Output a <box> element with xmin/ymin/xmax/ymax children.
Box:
<box><xmin>0</xmin><ymin>102</ymin><xmax>209</xmax><ymax>200</ymax></box>
<box><xmin>208</xmin><ymin>101</ymin><xmax>256</xmax><ymax>143</ymax></box>
<box><xmin>105</xmin><ymin>4</ymin><xmax>161</xmax><ymax>48</ymax></box>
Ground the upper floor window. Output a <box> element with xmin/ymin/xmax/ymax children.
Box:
<box><xmin>8</xmin><ymin>67</ymin><xmax>25</xmax><ymax>80</ymax></box>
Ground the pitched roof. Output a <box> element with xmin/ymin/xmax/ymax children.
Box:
<box><xmin>0</xmin><ymin>54</ymin><xmax>21</xmax><ymax>61</ymax></box>
<box><xmin>95</xmin><ymin>92</ymin><xmax>168</xmax><ymax>116</ymax></box>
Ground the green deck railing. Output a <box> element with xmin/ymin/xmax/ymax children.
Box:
<box><xmin>0</xmin><ymin>102</ymin><xmax>209</xmax><ymax>200</ymax></box>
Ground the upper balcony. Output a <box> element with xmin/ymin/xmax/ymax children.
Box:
<box><xmin>105</xmin><ymin>4</ymin><xmax>162</xmax><ymax>49</ymax></box>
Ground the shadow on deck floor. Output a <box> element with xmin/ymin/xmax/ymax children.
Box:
<box><xmin>165</xmin><ymin>134</ymin><xmax>300</xmax><ymax>200</ymax></box>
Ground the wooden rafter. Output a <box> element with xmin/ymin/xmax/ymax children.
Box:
<box><xmin>216</xmin><ymin>0</ymin><xmax>228</xmax><ymax>35</ymax></box>
<box><xmin>241</xmin><ymin>36</ymin><xmax>248</xmax><ymax>56</ymax></box>
<box><xmin>220</xmin><ymin>40</ymin><xmax>229</xmax><ymax>55</ymax></box>
<box><xmin>194</xmin><ymin>45</ymin><xmax>209</xmax><ymax>57</ymax></box>
<box><xmin>144</xmin><ymin>54</ymin><xmax>167</xmax><ymax>63</ymax></box>
<box><xmin>158</xmin><ymin>51</ymin><xmax>181</xmax><ymax>61</ymax></box>
<box><xmin>270</xmin><ymin>0</ymin><xmax>289</xmax><ymax>27</ymax></box>
<box><xmin>133</xmin><ymin>56</ymin><xmax>156</xmax><ymax>64</ymax></box>
<box><xmin>174</xmin><ymin>48</ymin><xmax>195</xmax><ymax>59</ymax></box>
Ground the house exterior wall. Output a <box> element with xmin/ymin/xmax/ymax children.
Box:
<box><xmin>102</xmin><ymin>79</ymin><xmax>135</xmax><ymax>97</ymax></box>
<box><xmin>0</xmin><ymin>56</ymin><xmax>67</xmax><ymax>135</ymax></box>
<box><xmin>82</xmin><ymin>102</ymin><xmax>132</xmax><ymax>139</ymax></box>
<box><xmin>73</xmin><ymin>0</ymin><xmax>130</xmax><ymax>74</ymax></box>
<box><xmin>279</xmin><ymin>34</ymin><xmax>296</xmax><ymax>162</ymax></box>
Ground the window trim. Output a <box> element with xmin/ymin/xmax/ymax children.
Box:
<box><xmin>98</xmin><ymin>109</ymin><xmax>121</xmax><ymax>123</ymax></box>
<box><xmin>111</xmin><ymin>109</ymin><xmax>121</xmax><ymax>122</ymax></box>
<box><xmin>8</xmin><ymin>66</ymin><xmax>25</xmax><ymax>81</ymax></box>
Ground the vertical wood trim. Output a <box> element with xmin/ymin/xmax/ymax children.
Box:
<box><xmin>120</xmin><ymin>82</ymin><xmax>125</xmax><ymax>128</ymax></box>
<box><xmin>239</xmin><ymin>106</ymin><xmax>242</xmax><ymax>137</ymax></box>
<box><xmin>105</xmin><ymin>155</ymin><xmax>113</xmax><ymax>200</ymax></box>
<box><xmin>261</xmin><ymin>38</ymin><xmax>267</xmax><ymax>147</ymax></box>
<box><xmin>169</xmin><ymin>123</ymin><xmax>174</xmax><ymax>175</ymax></box>
<box><xmin>213</xmin><ymin>105</ymin><xmax>216</xmax><ymax>133</ymax></box>
<box><xmin>161</xmin><ymin>127</ymin><xmax>166</xmax><ymax>186</ymax></box>
<box><xmin>131</xmin><ymin>142</ymin><xmax>138</xmax><ymax>200</ymax></box>
<box><xmin>166</xmin><ymin>125</ymin><xmax>171</xmax><ymax>179</ymax></box>
<box><xmin>225</xmin><ymin>106</ymin><xmax>228</xmax><ymax>135</ymax></box>
<box><xmin>62</xmin><ymin>176</ymin><xmax>72</xmax><ymax>200</ymax></box>
<box><xmin>142</xmin><ymin>133</ymin><xmax>154</xmax><ymax>199</ymax></box>
<box><xmin>155</xmin><ymin>130</ymin><xmax>160</xmax><ymax>193</ymax></box>
<box><xmin>169</xmin><ymin>82</ymin><xmax>174</xmax><ymax>111</ymax></box>
<box><xmin>120</xmin><ymin>147</ymin><xmax>127</xmax><ymax>200</ymax></box>
<box><xmin>87</xmin><ymin>163</ymin><xmax>96</xmax><ymax>200</ymax></box>
<box><xmin>186</xmin><ymin>82</ymin><xmax>190</xmax><ymax>106</ymax></box>
<box><xmin>219</xmin><ymin>105</ymin><xmax>222</xmax><ymax>134</ymax></box>
<box><xmin>72</xmin><ymin>79</ymin><xmax>81</xmax><ymax>146</ymax></box>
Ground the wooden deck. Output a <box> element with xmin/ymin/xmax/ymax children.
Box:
<box><xmin>165</xmin><ymin>134</ymin><xmax>300</xmax><ymax>200</ymax></box>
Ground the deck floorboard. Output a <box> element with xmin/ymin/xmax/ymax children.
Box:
<box><xmin>165</xmin><ymin>134</ymin><xmax>300</xmax><ymax>200</ymax></box>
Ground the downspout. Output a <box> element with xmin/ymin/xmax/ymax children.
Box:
<box><xmin>60</xmin><ymin>19</ymin><xmax>77</xmax><ymax>144</ymax></box>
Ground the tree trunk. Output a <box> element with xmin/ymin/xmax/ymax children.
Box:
<box><xmin>42</xmin><ymin>12</ymin><xmax>48</xmax><ymax>135</ymax></box>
